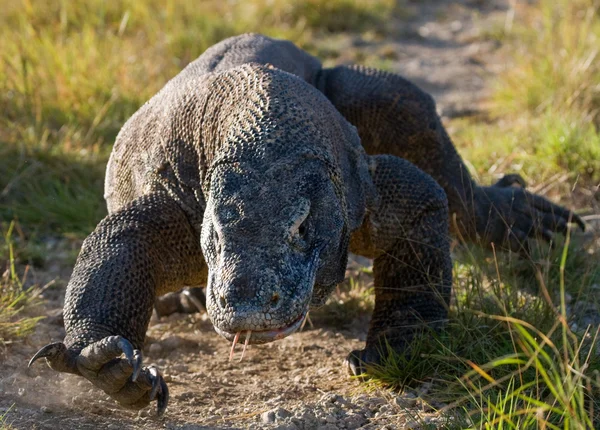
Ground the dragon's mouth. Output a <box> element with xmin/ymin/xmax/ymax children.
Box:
<box><xmin>213</xmin><ymin>310</ymin><xmax>308</xmax><ymax>346</ymax></box>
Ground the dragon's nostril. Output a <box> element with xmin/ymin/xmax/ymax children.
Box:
<box><xmin>270</xmin><ymin>292</ymin><xmax>280</xmax><ymax>307</ymax></box>
<box><xmin>219</xmin><ymin>295</ymin><xmax>227</xmax><ymax>309</ymax></box>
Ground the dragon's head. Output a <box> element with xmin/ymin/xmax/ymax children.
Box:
<box><xmin>202</xmin><ymin>158</ymin><xmax>348</xmax><ymax>345</ymax></box>
<box><xmin>200</xmin><ymin>64</ymin><xmax>377</xmax><ymax>347</ymax></box>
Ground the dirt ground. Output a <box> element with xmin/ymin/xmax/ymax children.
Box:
<box><xmin>1</xmin><ymin>1</ymin><xmax>514</xmax><ymax>428</ymax></box>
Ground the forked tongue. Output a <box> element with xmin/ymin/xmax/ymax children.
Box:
<box><xmin>228</xmin><ymin>331</ymin><xmax>252</xmax><ymax>362</ymax></box>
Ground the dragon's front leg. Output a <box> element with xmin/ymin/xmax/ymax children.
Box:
<box><xmin>348</xmin><ymin>155</ymin><xmax>452</xmax><ymax>374</ymax></box>
<box><xmin>29</xmin><ymin>191</ymin><xmax>206</xmax><ymax>414</ymax></box>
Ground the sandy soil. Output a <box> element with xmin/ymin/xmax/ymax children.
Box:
<box><xmin>0</xmin><ymin>1</ymin><xmax>513</xmax><ymax>428</ymax></box>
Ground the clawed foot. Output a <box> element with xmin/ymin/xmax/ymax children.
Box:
<box><xmin>475</xmin><ymin>173</ymin><xmax>585</xmax><ymax>254</ymax></box>
<box><xmin>154</xmin><ymin>287</ymin><xmax>207</xmax><ymax>317</ymax></box>
<box><xmin>29</xmin><ymin>335</ymin><xmax>169</xmax><ymax>415</ymax></box>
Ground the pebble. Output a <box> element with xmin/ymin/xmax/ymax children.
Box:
<box><xmin>148</xmin><ymin>343</ymin><xmax>163</xmax><ymax>355</ymax></box>
<box><xmin>161</xmin><ymin>335</ymin><xmax>182</xmax><ymax>350</ymax></box>
<box><xmin>40</xmin><ymin>406</ymin><xmax>52</xmax><ymax>413</ymax></box>
<box><xmin>344</xmin><ymin>414</ymin><xmax>366</xmax><ymax>429</ymax></box>
<box><xmin>261</xmin><ymin>410</ymin><xmax>276</xmax><ymax>424</ymax></box>
<box><xmin>395</xmin><ymin>392</ymin><xmax>418</xmax><ymax>408</ymax></box>
<box><xmin>405</xmin><ymin>420</ymin><xmax>421</xmax><ymax>429</ymax></box>
<box><xmin>170</xmin><ymin>363</ymin><xmax>188</xmax><ymax>373</ymax></box>
<box><xmin>273</xmin><ymin>424</ymin><xmax>299</xmax><ymax>430</ymax></box>
<box><xmin>275</xmin><ymin>407</ymin><xmax>292</xmax><ymax>419</ymax></box>
<box><xmin>317</xmin><ymin>425</ymin><xmax>338</xmax><ymax>430</ymax></box>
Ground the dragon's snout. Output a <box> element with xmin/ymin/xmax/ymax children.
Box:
<box><xmin>207</xmin><ymin>267</ymin><xmax>311</xmax><ymax>344</ymax></box>
<box><xmin>205</xmin><ymin>248</ymin><xmax>320</xmax><ymax>346</ymax></box>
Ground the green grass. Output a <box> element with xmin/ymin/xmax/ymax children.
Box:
<box><xmin>366</xmin><ymin>235</ymin><xmax>600</xmax><ymax>429</ymax></box>
<box><xmin>0</xmin><ymin>222</ymin><xmax>44</xmax><ymax>344</ymax></box>
<box><xmin>0</xmin><ymin>404</ymin><xmax>15</xmax><ymax>430</ymax></box>
<box><xmin>457</xmin><ymin>0</ymin><xmax>600</xmax><ymax>189</ymax></box>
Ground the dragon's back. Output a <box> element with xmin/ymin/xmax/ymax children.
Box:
<box><xmin>104</xmin><ymin>34</ymin><xmax>322</xmax><ymax>214</ymax></box>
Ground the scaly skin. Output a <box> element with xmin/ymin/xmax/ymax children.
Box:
<box><xmin>30</xmin><ymin>34</ymin><xmax>584</xmax><ymax>415</ymax></box>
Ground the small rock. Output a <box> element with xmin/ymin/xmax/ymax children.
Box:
<box><xmin>319</xmin><ymin>393</ymin><xmax>339</xmax><ymax>405</ymax></box>
<box><xmin>317</xmin><ymin>425</ymin><xmax>338</xmax><ymax>430</ymax></box>
<box><xmin>395</xmin><ymin>392</ymin><xmax>418</xmax><ymax>408</ymax></box>
<box><xmin>325</xmin><ymin>414</ymin><xmax>337</xmax><ymax>423</ymax></box>
<box><xmin>274</xmin><ymin>424</ymin><xmax>299</xmax><ymax>430</ymax></box>
<box><xmin>148</xmin><ymin>343</ymin><xmax>163</xmax><ymax>355</ymax></box>
<box><xmin>379</xmin><ymin>404</ymin><xmax>392</xmax><ymax>414</ymax></box>
<box><xmin>160</xmin><ymin>335</ymin><xmax>182</xmax><ymax>350</ymax></box>
<box><xmin>275</xmin><ymin>407</ymin><xmax>293</xmax><ymax>419</ymax></box>
<box><xmin>296</xmin><ymin>408</ymin><xmax>318</xmax><ymax>427</ymax></box>
<box><xmin>405</xmin><ymin>420</ymin><xmax>421</xmax><ymax>429</ymax></box>
<box><xmin>416</xmin><ymin>382</ymin><xmax>433</xmax><ymax>396</ymax></box>
<box><xmin>170</xmin><ymin>363</ymin><xmax>188</xmax><ymax>373</ymax></box>
<box><xmin>417</xmin><ymin>398</ymin><xmax>435</xmax><ymax>412</ymax></box>
<box><xmin>137</xmin><ymin>409</ymin><xmax>150</xmax><ymax>418</ymax></box>
<box><xmin>262</xmin><ymin>410</ymin><xmax>276</xmax><ymax>424</ymax></box>
<box><xmin>450</xmin><ymin>20</ymin><xmax>463</xmax><ymax>32</ymax></box>
<box><xmin>41</xmin><ymin>406</ymin><xmax>52</xmax><ymax>414</ymax></box>
<box><xmin>175</xmin><ymin>391</ymin><xmax>195</xmax><ymax>401</ymax></box>
<box><xmin>344</xmin><ymin>414</ymin><xmax>366</xmax><ymax>430</ymax></box>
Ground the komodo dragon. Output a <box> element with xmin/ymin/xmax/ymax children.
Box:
<box><xmin>29</xmin><ymin>33</ymin><xmax>584</xmax><ymax>415</ymax></box>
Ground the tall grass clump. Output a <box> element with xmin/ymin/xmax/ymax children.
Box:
<box><xmin>0</xmin><ymin>222</ymin><xmax>43</xmax><ymax>344</ymax></box>
<box><xmin>0</xmin><ymin>405</ymin><xmax>15</xmax><ymax>430</ymax></box>
<box><xmin>493</xmin><ymin>0</ymin><xmax>600</xmax><ymax>183</ymax></box>
<box><xmin>456</xmin><ymin>0</ymin><xmax>600</xmax><ymax>191</ymax></box>
<box><xmin>367</xmin><ymin>236</ymin><xmax>600</xmax><ymax>429</ymax></box>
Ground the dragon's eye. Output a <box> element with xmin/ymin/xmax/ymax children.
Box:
<box><xmin>298</xmin><ymin>221</ymin><xmax>308</xmax><ymax>238</ymax></box>
<box><xmin>292</xmin><ymin>218</ymin><xmax>309</xmax><ymax>242</ymax></box>
<box><xmin>289</xmin><ymin>201</ymin><xmax>311</xmax><ymax>248</ymax></box>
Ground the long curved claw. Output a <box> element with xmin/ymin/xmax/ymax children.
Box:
<box><xmin>148</xmin><ymin>367</ymin><xmax>161</xmax><ymax>400</ymax></box>
<box><xmin>28</xmin><ymin>342</ymin><xmax>79</xmax><ymax>374</ymax></box>
<box><xmin>117</xmin><ymin>337</ymin><xmax>135</xmax><ymax>368</ymax></box>
<box><xmin>131</xmin><ymin>350</ymin><xmax>143</xmax><ymax>382</ymax></box>
<box><xmin>30</xmin><ymin>336</ymin><xmax>169</xmax><ymax>415</ymax></box>
<box><xmin>157</xmin><ymin>374</ymin><xmax>169</xmax><ymax>416</ymax></box>
<box><xmin>345</xmin><ymin>349</ymin><xmax>368</xmax><ymax>377</ymax></box>
<box><xmin>146</xmin><ymin>367</ymin><xmax>169</xmax><ymax>415</ymax></box>
<box><xmin>527</xmin><ymin>193</ymin><xmax>586</xmax><ymax>232</ymax></box>
<box><xmin>28</xmin><ymin>342</ymin><xmax>66</xmax><ymax>368</ymax></box>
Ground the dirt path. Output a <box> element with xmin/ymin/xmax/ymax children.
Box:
<box><xmin>0</xmin><ymin>1</ymin><xmax>511</xmax><ymax>429</ymax></box>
